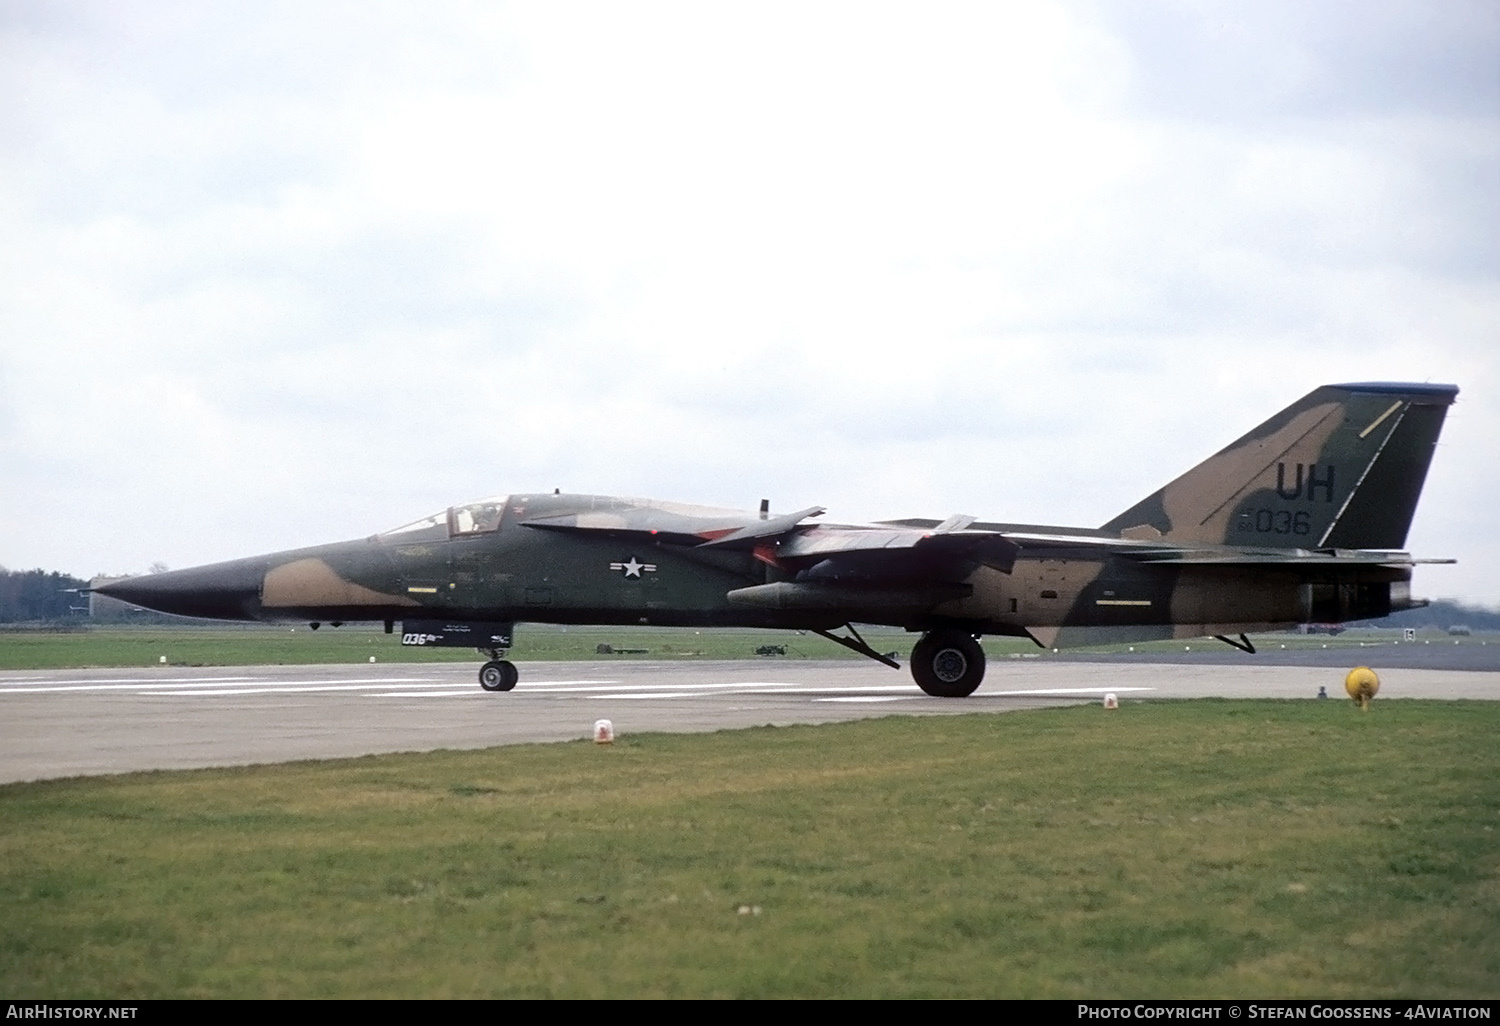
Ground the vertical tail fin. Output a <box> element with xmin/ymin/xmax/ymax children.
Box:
<box><xmin>1101</xmin><ymin>382</ymin><xmax>1458</xmax><ymax>550</ymax></box>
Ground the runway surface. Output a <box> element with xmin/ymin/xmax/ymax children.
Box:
<box><xmin>1058</xmin><ymin>638</ymin><xmax>1500</xmax><ymax>671</ymax></box>
<box><xmin>4</xmin><ymin>656</ymin><xmax>1498</xmax><ymax>783</ymax></box>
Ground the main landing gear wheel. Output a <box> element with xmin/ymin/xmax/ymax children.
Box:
<box><xmin>479</xmin><ymin>660</ymin><xmax>518</xmax><ymax>692</ymax></box>
<box><xmin>910</xmin><ymin>630</ymin><xmax>985</xmax><ymax>697</ymax></box>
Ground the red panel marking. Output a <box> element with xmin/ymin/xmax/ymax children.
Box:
<box><xmin>752</xmin><ymin>543</ymin><xmax>782</xmax><ymax>568</ymax></box>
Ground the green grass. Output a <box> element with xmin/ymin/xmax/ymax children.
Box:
<box><xmin>2</xmin><ymin>701</ymin><xmax>1496</xmax><ymax>997</ymax></box>
<box><xmin>0</xmin><ymin>624</ymin><xmax>1482</xmax><ymax>670</ymax></box>
<box><xmin>0</xmin><ymin>624</ymin><xmax>878</xmax><ymax>669</ymax></box>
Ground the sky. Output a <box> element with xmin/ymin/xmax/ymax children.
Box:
<box><xmin>2</xmin><ymin>1</ymin><xmax>1497</xmax><ymax>603</ymax></box>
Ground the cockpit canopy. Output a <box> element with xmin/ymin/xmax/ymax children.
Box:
<box><xmin>450</xmin><ymin>497</ymin><xmax>505</xmax><ymax>535</ymax></box>
<box><xmin>380</xmin><ymin>496</ymin><xmax>510</xmax><ymax>542</ymax></box>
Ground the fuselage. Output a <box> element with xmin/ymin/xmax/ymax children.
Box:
<box><xmin>96</xmin><ymin>491</ymin><xmax>1416</xmax><ymax>647</ymax></box>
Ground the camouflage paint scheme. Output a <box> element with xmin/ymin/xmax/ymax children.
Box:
<box><xmin>97</xmin><ymin>382</ymin><xmax>1458</xmax><ymax>696</ymax></box>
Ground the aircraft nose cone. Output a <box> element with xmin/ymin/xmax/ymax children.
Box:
<box><xmin>94</xmin><ymin>559</ymin><xmax>268</xmax><ymax>620</ymax></box>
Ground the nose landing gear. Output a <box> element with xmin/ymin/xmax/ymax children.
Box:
<box><xmin>478</xmin><ymin>648</ymin><xmax>518</xmax><ymax>691</ymax></box>
<box><xmin>397</xmin><ymin>622</ymin><xmax>517</xmax><ymax>692</ymax></box>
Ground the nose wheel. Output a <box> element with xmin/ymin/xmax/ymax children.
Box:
<box><xmin>479</xmin><ymin>660</ymin><xmax>518</xmax><ymax>692</ymax></box>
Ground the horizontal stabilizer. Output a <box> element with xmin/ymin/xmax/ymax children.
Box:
<box><xmin>1126</xmin><ymin>549</ymin><xmax>1449</xmax><ymax>568</ymax></box>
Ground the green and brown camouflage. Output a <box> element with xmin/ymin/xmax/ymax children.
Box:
<box><xmin>96</xmin><ymin>381</ymin><xmax>1458</xmax><ymax>696</ymax></box>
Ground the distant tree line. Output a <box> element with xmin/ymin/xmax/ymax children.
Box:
<box><xmin>1362</xmin><ymin>600</ymin><xmax>1500</xmax><ymax>632</ymax></box>
<box><xmin>0</xmin><ymin>567</ymin><xmax>91</xmax><ymax>623</ymax></box>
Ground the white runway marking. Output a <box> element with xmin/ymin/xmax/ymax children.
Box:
<box><xmin>813</xmin><ymin>686</ymin><xmax>1156</xmax><ymax>704</ymax></box>
<box><xmin>0</xmin><ymin>675</ymin><xmax>258</xmax><ymax>685</ymax></box>
<box><xmin>0</xmin><ymin>677</ymin><xmax>442</xmax><ymax>694</ymax></box>
<box><xmin>596</xmin><ymin>692</ymin><xmax>714</xmax><ymax>700</ymax></box>
<box><xmin>357</xmin><ymin>680</ymin><xmax>936</xmax><ymax>701</ymax></box>
<box><xmin>365</xmin><ymin>682</ymin><xmax>1161</xmax><ymax>702</ymax></box>
<box><xmin>816</xmin><ymin>695</ymin><xmax>921</xmax><ymax>703</ymax></box>
<box><xmin>517</xmin><ymin>681</ymin><xmax>810</xmax><ymax>693</ymax></box>
<box><xmin>1</xmin><ymin>678</ymin><xmax>890</xmax><ymax>701</ymax></box>
<box><xmin>138</xmin><ymin>684</ymin><xmax>449</xmax><ymax>696</ymax></box>
<box><xmin>0</xmin><ymin>673</ymin><xmax>1156</xmax><ymax>703</ymax></box>
<box><xmin>368</xmin><ymin>682</ymin><xmax>901</xmax><ymax>700</ymax></box>
<box><xmin>0</xmin><ymin>676</ymin><xmax>623</xmax><ymax>697</ymax></box>
<box><xmin>982</xmin><ymin>687</ymin><xmax>1155</xmax><ymax>697</ymax></box>
<box><xmin>541</xmin><ymin>683</ymin><xmax>929</xmax><ymax>701</ymax></box>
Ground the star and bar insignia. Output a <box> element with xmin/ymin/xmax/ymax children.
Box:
<box><xmin>609</xmin><ymin>557</ymin><xmax>658</xmax><ymax>578</ymax></box>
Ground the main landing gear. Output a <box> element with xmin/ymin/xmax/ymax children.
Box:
<box><xmin>816</xmin><ymin>623</ymin><xmax>987</xmax><ymax>698</ymax></box>
<box><xmin>478</xmin><ymin>648</ymin><xmax>518</xmax><ymax>692</ymax></box>
<box><xmin>909</xmin><ymin>629</ymin><xmax>986</xmax><ymax>697</ymax></box>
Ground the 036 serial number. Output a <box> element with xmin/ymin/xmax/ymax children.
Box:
<box><xmin>1237</xmin><ymin>509</ymin><xmax>1312</xmax><ymax>536</ymax></box>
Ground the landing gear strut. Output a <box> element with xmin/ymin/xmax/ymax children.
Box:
<box><xmin>478</xmin><ymin>648</ymin><xmax>518</xmax><ymax>692</ymax></box>
<box><xmin>814</xmin><ymin>622</ymin><xmax>986</xmax><ymax>697</ymax></box>
<box><xmin>910</xmin><ymin>630</ymin><xmax>986</xmax><ymax>697</ymax></box>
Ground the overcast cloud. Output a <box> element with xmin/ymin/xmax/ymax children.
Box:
<box><xmin>2</xmin><ymin>1</ymin><xmax>1496</xmax><ymax>603</ymax></box>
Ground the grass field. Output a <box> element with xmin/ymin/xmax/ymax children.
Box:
<box><xmin>2</xmin><ymin>701</ymin><xmax>1496</xmax><ymax>998</ymax></box>
<box><xmin>0</xmin><ymin>624</ymin><xmax>889</xmax><ymax>669</ymax></box>
<box><xmin>0</xmin><ymin>623</ymin><xmax>1483</xmax><ymax>670</ymax></box>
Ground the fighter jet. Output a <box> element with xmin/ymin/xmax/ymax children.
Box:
<box><xmin>96</xmin><ymin>382</ymin><xmax>1458</xmax><ymax>696</ymax></box>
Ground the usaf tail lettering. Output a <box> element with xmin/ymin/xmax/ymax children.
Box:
<box><xmin>97</xmin><ymin>382</ymin><xmax>1458</xmax><ymax>697</ymax></box>
<box><xmin>1275</xmin><ymin>463</ymin><xmax>1335</xmax><ymax>502</ymax></box>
